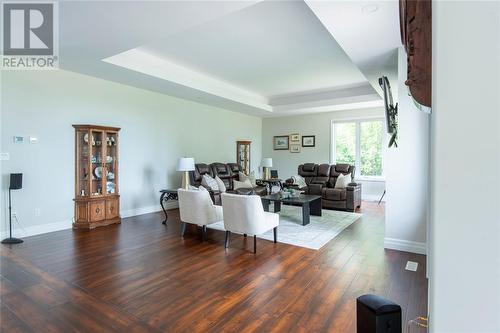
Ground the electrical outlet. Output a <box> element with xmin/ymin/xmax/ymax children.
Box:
<box><xmin>11</xmin><ymin>211</ymin><xmax>17</xmax><ymax>218</ymax></box>
<box><xmin>405</xmin><ymin>261</ymin><xmax>419</xmax><ymax>272</ymax></box>
<box><xmin>34</xmin><ymin>208</ymin><xmax>41</xmax><ymax>217</ymax></box>
<box><xmin>0</xmin><ymin>152</ymin><xmax>9</xmax><ymax>161</ymax></box>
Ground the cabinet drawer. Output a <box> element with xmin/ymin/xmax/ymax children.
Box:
<box><xmin>90</xmin><ymin>201</ymin><xmax>106</xmax><ymax>222</ymax></box>
<box><xmin>106</xmin><ymin>198</ymin><xmax>119</xmax><ymax>219</ymax></box>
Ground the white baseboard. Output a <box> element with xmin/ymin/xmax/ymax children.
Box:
<box><xmin>1</xmin><ymin>219</ymin><xmax>72</xmax><ymax>239</ymax></box>
<box><xmin>1</xmin><ymin>201</ymin><xmax>179</xmax><ymax>239</ymax></box>
<box><xmin>384</xmin><ymin>237</ymin><xmax>427</xmax><ymax>255</ymax></box>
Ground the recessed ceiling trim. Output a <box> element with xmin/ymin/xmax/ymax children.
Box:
<box><xmin>103</xmin><ymin>48</ymin><xmax>272</xmax><ymax>112</ymax></box>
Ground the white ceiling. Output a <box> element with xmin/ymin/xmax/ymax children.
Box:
<box><xmin>139</xmin><ymin>0</ymin><xmax>367</xmax><ymax>98</ymax></box>
<box><xmin>58</xmin><ymin>0</ymin><xmax>396</xmax><ymax>118</ymax></box>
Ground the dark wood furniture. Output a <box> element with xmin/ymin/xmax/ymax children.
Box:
<box><xmin>261</xmin><ymin>193</ymin><xmax>322</xmax><ymax>226</ymax></box>
<box><xmin>236</xmin><ymin>141</ymin><xmax>251</xmax><ymax>175</ymax></box>
<box><xmin>400</xmin><ymin>0</ymin><xmax>431</xmax><ymax>108</ymax></box>
<box><xmin>159</xmin><ymin>189</ymin><xmax>178</xmax><ymax>225</ymax></box>
<box><xmin>73</xmin><ymin>125</ymin><xmax>120</xmax><ymax>230</ymax></box>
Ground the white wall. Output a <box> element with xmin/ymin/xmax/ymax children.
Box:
<box><xmin>429</xmin><ymin>2</ymin><xmax>500</xmax><ymax>332</ymax></box>
<box><xmin>262</xmin><ymin>108</ymin><xmax>386</xmax><ymax>201</ymax></box>
<box><xmin>0</xmin><ymin>70</ymin><xmax>262</xmax><ymax>237</ymax></box>
<box><xmin>383</xmin><ymin>47</ymin><xmax>430</xmax><ymax>255</ymax></box>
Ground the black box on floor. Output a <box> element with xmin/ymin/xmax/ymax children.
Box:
<box><xmin>357</xmin><ymin>294</ymin><xmax>402</xmax><ymax>333</ymax></box>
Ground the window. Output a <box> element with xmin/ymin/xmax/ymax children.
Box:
<box><xmin>332</xmin><ymin>119</ymin><xmax>384</xmax><ymax>179</ymax></box>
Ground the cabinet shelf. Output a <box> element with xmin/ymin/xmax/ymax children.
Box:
<box><xmin>73</xmin><ymin>125</ymin><xmax>121</xmax><ymax>230</ymax></box>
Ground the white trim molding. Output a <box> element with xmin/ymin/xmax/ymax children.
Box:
<box><xmin>0</xmin><ymin>201</ymin><xmax>179</xmax><ymax>239</ymax></box>
<box><xmin>384</xmin><ymin>237</ymin><xmax>427</xmax><ymax>255</ymax></box>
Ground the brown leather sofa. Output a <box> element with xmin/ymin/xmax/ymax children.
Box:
<box><xmin>285</xmin><ymin>163</ymin><xmax>361</xmax><ymax>212</ymax></box>
<box><xmin>190</xmin><ymin>163</ymin><xmax>267</xmax><ymax>203</ymax></box>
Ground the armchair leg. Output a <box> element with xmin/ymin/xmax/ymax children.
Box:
<box><xmin>202</xmin><ymin>225</ymin><xmax>207</xmax><ymax>241</ymax></box>
<box><xmin>273</xmin><ymin>227</ymin><xmax>277</xmax><ymax>243</ymax></box>
<box><xmin>253</xmin><ymin>235</ymin><xmax>257</xmax><ymax>254</ymax></box>
<box><xmin>224</xmin><ymin>231</ymin><xmax>230</xmax><ymax>248</ymax></box>
<box><xmin>181</xmin><ymin>222</ymin><xmax>187</xmax><ymax>237</ymax></box>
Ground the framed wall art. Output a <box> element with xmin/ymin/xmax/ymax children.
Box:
<box><xmin>290</xmin><ymin>133</ymin><xmax>300</xmax><ymax>142</ymax></box>
<box><xmin>290</xmin><ymin>144</ymin><xmax>300</xmax><ymax>153</ymax></box>
<box><xmin>273</xmin><ymin>136</ymin><xmax>289</xmax><ymax>150</ymax></box>
<box><xmin>302</xmin><ymin>135</ymin><xmax>315</xmax><ymax>147</ymax></box>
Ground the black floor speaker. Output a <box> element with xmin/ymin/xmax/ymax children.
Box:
<box><xmin>357</xmin><ymin>294</ymin><xmax>401</xmax><ymax>333</ymax></box>
<box><xmin>10</xmin><ymin>173</ymin><xmax>23</xmax><ymax>190</ymax></box>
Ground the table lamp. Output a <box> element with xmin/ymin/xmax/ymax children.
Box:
<box><xmin>177</xmin><ymin>157</ymin><xmax>195</xmax><ymax>190</ymax></box>
<box><xmin>262</xmin><ymin>158</ymin><xmax>273</xmax><ymax>180</ymax></box>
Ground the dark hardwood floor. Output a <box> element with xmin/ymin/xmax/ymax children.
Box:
<box><xmin>0</xmin><ymin>202</ymin><xmax>427</xmax><ymax>332</ymax></box>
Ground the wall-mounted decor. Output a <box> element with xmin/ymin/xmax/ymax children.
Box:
<box><xmin>290</xmin><ymin>133</ymin><xmax>300</xmax><ymax>142</ymax></box>
<box><xmin>302</xmin><ymin>135</ymin><xmax>315</xmax><ymax>147</ymax></box>
<box><xmin>400</xmin><ymin>0</ymin><xmax>431</xmax><ymax>109</ymax></box>
<box><xmin>290</xmin><ymin>144</ymin><xmax>300</xmax><ymax>153</ymax></box>
<box><xmin>273</xmin><ymin>136</ymin><xmax>289</xmax><ymax>150</ymax></box>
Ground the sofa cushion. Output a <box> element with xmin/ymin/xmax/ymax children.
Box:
<box><xmin>202</xmin><ymin>174</ymin><xmax>219</xmax><ymax>191</ymax></box>
<box><xmin>233</xmin><ymin>179</ymin><xmax>252</xmax><ymax>190</ymax></box>
<box><xmin>335</xmin><ymin>164</ymin><xmax>351</xmax><ymax>173</ymax></box>
<box><xmin>191</xmin><ymin>163</ymin><xmax>214</xmax><ymax>186</ymax></box>
<box><xmin>215</xmin><ymin>176</ymin><xmax>226</xmax><ymax>193</ymax></box>
<box><xmin>334</xmin><ymin>173</ymin><xmax>352</xmax><ymax>189</ymax></box>
<box><xmin>303</xmin><ymin>163</ymin><xmax>316</xmax><ymax>172</ymax></box>
<box><xmin>322</xmin><ymin>188</ymin><xmax>347</xmax><ymax>201</ymax></box>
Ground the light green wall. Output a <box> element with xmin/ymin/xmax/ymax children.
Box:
<box><xmin>0</xmin><ymin>70</ymin><xmax>262</xmax><ymax>235</ymax></box>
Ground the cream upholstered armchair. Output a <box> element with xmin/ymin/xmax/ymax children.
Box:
<box><xmin>221</xmin><ymin>193</ymin><xmax>279</xmax><ymax>253</ymax></box>
<box><xmin>178</xmin><ymin>188</ymin><xmax>223</xmax><ymax>241</ymax></box>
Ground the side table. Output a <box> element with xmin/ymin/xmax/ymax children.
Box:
<box><xmin>159</xmin><ymin>189</ymin><xmax>178</xmax><ymax>225</ymax></box>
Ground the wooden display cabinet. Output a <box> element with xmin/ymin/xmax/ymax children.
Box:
<box><xmin>73</xmin><ymin>125</ymin><xmax>121</xmax><ymax>229</ymax></box>
<box><xmin>236</xmin><ymin>141</ymin><xmax>251</xmax><ymax>175</ymax></box>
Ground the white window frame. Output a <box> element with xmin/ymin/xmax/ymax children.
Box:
<box><xmin>330</xmin><ymin>118</ymin><xmax>385</xmax><ymax>181</ymax></box>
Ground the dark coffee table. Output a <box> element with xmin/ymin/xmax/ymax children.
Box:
<box><xmin>261</xmin><ymin>194</ymin><xmax>322</xmax><ymax>226</ymax></box>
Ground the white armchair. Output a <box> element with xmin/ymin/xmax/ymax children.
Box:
<box><xmin>221</xmin><ymin>193</ymin><xmax>279</xmax><ymax>253</ymax></box>
<box><xmin>178</xmin><ymin>188</ymin><xmax>223</xmax><ymax>241</ymax></box>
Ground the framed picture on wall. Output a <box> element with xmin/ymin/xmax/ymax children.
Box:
<box><xmin>290</xmin><ymin>133</ymin><xmax>300</xmax><ymax>142</ymax></box>
<box><xmin>290</xmin><ymin>144</ymin><xmax>300</xmax><ymax>153</ymax></box>
<box><xmin>273</xmin><ymin>136</ymin><xmax>289</xmax><ymax>150</ymax></box>
<box><xmin>302</xmin><ymin>135</ymin><xmax>315</xmax><ymax>147</ymax></box>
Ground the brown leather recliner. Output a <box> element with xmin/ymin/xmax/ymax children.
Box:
<box><xmin>285</xmin><ymin>163</ymin><xmax>361</xmax><ymax>212</ymax></box>
<box><xmin>190</xmin><ymin>162</ymin><xmax>267</xmax><ymax>199</ymax></box>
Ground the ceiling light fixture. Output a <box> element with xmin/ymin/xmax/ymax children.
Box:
<box><xmin>361</xmin><ymin>4</ymin><xmax>379</xmax><ymax>13</ymax></box>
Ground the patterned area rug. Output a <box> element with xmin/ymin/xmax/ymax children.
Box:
<box><xmin>208</xmin><ymin>204</ymin><xmax>362</xmax><ymax>250</ymax></box>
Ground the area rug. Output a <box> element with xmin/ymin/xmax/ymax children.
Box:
<box><xmin>207</xmin><ymin>204</ymin><xmax>362</xmax><ymax>250</ymax></box>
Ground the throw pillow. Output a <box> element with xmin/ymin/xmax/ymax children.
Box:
<box><xmin>239</xmin><ymin>171</ymin><xmax>257</xmax><ymax>187</ymax></box>
<box><xmin>292</xmin><ymin>175</ymin><xmax>307</xmax><ymax>188</ymax></box>
<box><xmin>201</xmin><ymin>174</ymin><xmax>219</xmax><ymax>191</ymax></box>
<box><xmin>233</xmin><ymin>179</ymin><xmax>252</xmax><ymax>190</ymax></box>
<box><xmin>334</xmin><ymin>173</ymin><xmax>352</xmax><ymax>189</ymax></box>
<box><xmin>215</xmin><ymin>176</ymin><xmax>226</xmax><ymax>193</ymax></box>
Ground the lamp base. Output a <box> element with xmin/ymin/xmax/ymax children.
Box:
<box><xmin>1</xmin><ymin>237</ymin><xmax>23</xmax><ymax>244</ymax></box>
<box><xmin>182</xmin><ymin>171</ymin><xmax>190</xmax><ymax>190</ymax></box>
<box><xmin>263</xmin><ymin>167</ymin><xmax>270</xmax><ymax>180</ymax></box>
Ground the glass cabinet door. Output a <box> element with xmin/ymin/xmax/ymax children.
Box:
<box><xmin>236</xmin><ymin>141</ymin><xmax>251</xmax><ymax>175</ymax></box>
<box><xmin>90</xmin><ymin>130</ymin><xmax>104</xmax><ymax>196</ymax></box>
<box><xmin>103</xmin><ymin>131</ymin><xmax>118</xmax><ymax>195</ymax></box>
<box><xmin>76</xmin><ymin>129</ymin><xmax>90</xmax><ymax>197</ymax></box>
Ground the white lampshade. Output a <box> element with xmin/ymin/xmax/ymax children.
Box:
<box><xmin>261</xmin><ymin>158</ymin><xmax>273</xmax><ymax>168</ymax></box>
<box><xmin>177</xmin><ymin>157</ymin><xmax>195</xmax><ymax>171</ymax></box>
